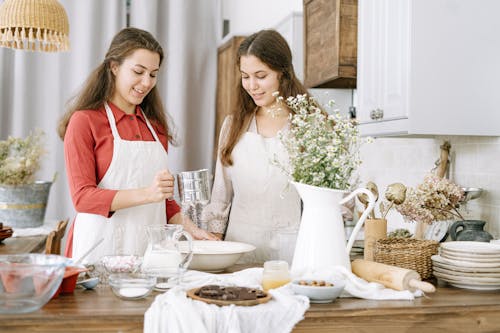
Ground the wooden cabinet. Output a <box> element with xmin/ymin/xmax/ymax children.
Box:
<box><xmin>214</xmin><ymin>36</ymin><xmax>245</xmax><ymax>161</ymax></box>
<box><xmin>303</xmin><ymin>0</ymin><xmax>357</xmax><ymax>88</ymax></box>
<box><xmin>357</xmin><ymin>0</ymin><xmax>500</xmax><ymax>137</ymax></box>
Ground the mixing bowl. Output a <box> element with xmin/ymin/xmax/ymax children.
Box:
<box><xmin>0</xmin><ymin>254</ymin><xmax>67</xmax><ymax>314</ymax></box>
<box><xmin>179</xmin><ymin>240</ymin><xmax>256</xmax><ymax>272</ymax></box>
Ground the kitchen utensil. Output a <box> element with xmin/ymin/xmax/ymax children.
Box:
<box><xmin>142</xmin><ymin>224</ymin><xmax>193</xmax><ymax>278</ymax></box>
<box><xmin>290</xmin><ymin>279</ymin><xmax>345</xmax><ymax>303</ymax></box>
<box><xmin>177</xmin><ymin>169</ymin><xmax>210</xmax><ymax>229</ymax></box>
<box><xmin>0</xmin><ymin>254</ymin><xmax>67</xmax><ymax>314</ymax></box>
<box><xmin>186</xmin><ymin>286</ymin><xmax>271</xmax><ymax>306</ymax></box>
<box><xmin>178</xmin><ymin>240</ymin><xmax>255</xmax><ymax>273</ymax></box>
<box><xmin>74</xmin><ymin>237</ymin><xmax>104</xmax><ymax>265</ymax></box>
<box><xmin>77</xmin><ymin>276</ymin><xmax>99</xmax><ymax>289</ymax></box>
<box><xmin>460</xmin><ymin>187</ymin><xmax>483</xmax><ymax>203</ymax></box>
<box><xmin>108</xmin><ymin>273</ymin><xmax>156</xmax><ymax>300</ymax></box>
<box><xmin>351</xmin><ymin>259</ymin><xmax>435</xmax><ymax>293</ymax></box>
<box><xmin>53</xmin><ymin>266</ymin><xmax>88</xmax><ymax>298</ymax></box>
<box><xmin>449</xmin><ymin>220</ymin><xmax>493</xmax><ymax>242</ymax></box>
<box><xmin>100</xmin><ymin>255</ymin><xmax>142</xmax><ymax>274</ymax></box>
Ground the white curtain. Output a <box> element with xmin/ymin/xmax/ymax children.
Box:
<box><xmin>0</xmin><ymin>0</ymin><xmax>126</xmax><ymax>223</ymax></box>
<box><xmin>1</xmin><ymin>0</ymin><xmax>218</xmax><ymax>224</ymax></box>
<box><xmin>129</xmin><ymin>0</ymin><xmax>219</xmax><ymax>176</ymax></box>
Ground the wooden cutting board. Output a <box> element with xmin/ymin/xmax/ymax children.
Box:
<box><xmin>187</xmin><ymin>287</ymin><xmax>272</xmax><ymax>306</ymax></box>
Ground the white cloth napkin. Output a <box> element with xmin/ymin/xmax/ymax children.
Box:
<box><xmin>144</xmin><ymin>266</ymin><xmax>423</xmax><ymax>333</ymax></box>
<box><xmin>12</xmin><ymin>219</ymin><xmax>59</xmax><ymax>237</ymax></box>
<box><xmin>144</xmin><ymin>268</ymin><xmax>309</xmax><ymax>333</ymax></box>
<box><xmin>295</xmin><ymin>265</ymin><xmax>423</xmax><ymax>300</ymax></box>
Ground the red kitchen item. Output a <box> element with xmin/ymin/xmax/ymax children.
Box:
<box><xmin>52</xmin><ymin>266</ymin><xmax>88</xmax><ymax>298</ymax></box>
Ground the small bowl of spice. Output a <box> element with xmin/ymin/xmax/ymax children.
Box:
<box><xmin>108</xmin><ymin>273</ymin><xmax>156</xmax><ymax>300</ymax></box>
<box><xmin>290</xmin><ymin>279</ymin><xmax>345</xmax><ymax>303</ymax></box>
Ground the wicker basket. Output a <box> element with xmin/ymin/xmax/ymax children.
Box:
<box><xmin>373</xmin><ymin>238</ymin><xmax>439</xmax><ymax>280</ymax></box>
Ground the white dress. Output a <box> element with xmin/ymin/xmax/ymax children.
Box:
<box><xmin>203</xmin><ymin>116</ymin><xmax>301</xmax><ymax>263</ymax></box>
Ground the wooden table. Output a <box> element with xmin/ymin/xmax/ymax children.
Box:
<box><xmin>0</xmin><ymin>235</ymin><xmax>47</xmax><ymax>255</ymax></box>
<box><xmin>1</xmin><ymin>282</ymin><xmax>499</xmax><ymax>332</ymax></box>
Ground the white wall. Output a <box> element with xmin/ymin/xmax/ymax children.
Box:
<box><xmin>222</xmin><ymin>0</ymin><xmax>302</xmax><ymax>36</ymax></box>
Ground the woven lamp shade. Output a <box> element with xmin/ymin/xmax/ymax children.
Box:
<box><xmin>0</xmin><ymin>0</ymin><xmax>69</xmax><ymax>52</ymax></box>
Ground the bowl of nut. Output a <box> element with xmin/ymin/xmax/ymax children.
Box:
<box><xmin>290</xmin><ymin>279</ymin><xmax>345</xmax><ymax>303</ymax></box>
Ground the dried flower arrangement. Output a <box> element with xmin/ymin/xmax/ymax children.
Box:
<box><xmin>0</xmin><ymin>130</ymin><xmax>45</xmax><ymax>185</ymax></box>
<box><xmin>395</xmin><ymin>174</ymin><xmax>465</xmax><ymax>224</ymax></box>
<box><xmin>360</xmin><ymin>173</ymin><xmax>466</xmax><ymax>225</ymax></box>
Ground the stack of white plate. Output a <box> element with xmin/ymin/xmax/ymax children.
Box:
<box><xmin>431</xmin><ymin>241</ymin><xmax>500</xmax><ymax>290</ymax></box>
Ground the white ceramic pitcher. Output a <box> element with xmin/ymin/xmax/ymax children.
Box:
<box><xmin>290</xmin><ymin>182</ymin><xmax>376</xmax><ymax>275</ymax></box>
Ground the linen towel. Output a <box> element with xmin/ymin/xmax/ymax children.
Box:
<box><xmin>144</xmin><ymin>266</ymin><xmax>422</xmax><ymax>333</ymax></box>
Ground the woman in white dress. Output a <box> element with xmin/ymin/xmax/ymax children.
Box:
<box><xmin>204</xmin><ymin>30</ymin><xmax>310</xmax><ymax>263</ymax></box>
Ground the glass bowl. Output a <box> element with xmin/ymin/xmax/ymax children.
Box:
<box><xmin>0</xmin><ymin>254</ymin><xmax>67</xmax><ymax>314</ymax></box>
<box><xmin>108</xmin><ymin>273</ymin><xmax>156</xmax><ymax>300</ymax></box>
<box><xmin>100</xmin><ymin>255</ymin><xmax>142</xmax><ymax>274</ymax></box>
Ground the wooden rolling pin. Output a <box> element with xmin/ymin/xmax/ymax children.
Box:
<box><xmin>351</xmin><ymin>259</ymin><xmax>436</xmax><ymax>293</ymax></box>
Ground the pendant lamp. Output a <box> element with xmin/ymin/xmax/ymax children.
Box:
<box><xmin>0</xmin><ymin>0</ymin><xmax>69</xmax><ymax>52</ymax></box>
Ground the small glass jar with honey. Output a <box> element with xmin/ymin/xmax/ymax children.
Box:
<box><xmin>262</xmin><ymin>260</ymin><xmax>291</xmax><ymax>291</ymax></box>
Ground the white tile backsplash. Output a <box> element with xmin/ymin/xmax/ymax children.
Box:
<box><xmin>357</xmin><ymin>136</ymin><xmax>500</xmax><ymax>238</ymax></box>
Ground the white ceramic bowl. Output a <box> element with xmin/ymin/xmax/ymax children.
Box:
<box><xmin>291</xmin><ymin>279</ymin><xmax>346</xmax><ymax>303</ymax></box>
<box><xmin>179</xmin><ymin>241</ymin><xmax>256</xmax><ymax>272</ymax></box>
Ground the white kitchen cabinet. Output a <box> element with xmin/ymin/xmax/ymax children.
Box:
<box><xmin>357</xmin><ymin>0</ymin><xmax>500</xmax><ymax>137</ymax></box>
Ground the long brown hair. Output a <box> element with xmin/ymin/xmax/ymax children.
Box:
<box><xmin>58</xmin><ymin>27</ymin><xmax>172</xmax><ymax>142</ymax></box>
<box><xmin>220</xmin><ymin>29</ymin><xmax>309</xmax><ymax>166</ymax></box>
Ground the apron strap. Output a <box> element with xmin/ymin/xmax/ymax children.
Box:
<box><xmin>141</xmin><ymin>110</ymin><xmax>162</xmax><ymax>143</ymax></box>
<box><xmin>104</xmin><ymin>102</ymin><xmax>121</xmax><ymax>139</ymax></box>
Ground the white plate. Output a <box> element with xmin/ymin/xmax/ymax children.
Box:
<box><xmin>446</xmin><ymin>282</ymin><xmax>500</xmax><ymax>291</ymax></box>
<box><xmin>440</xmin><ymin>249</ymin><xmax>500</xmax><ymax>259</ymax></box>
<box><xmin>432</xmin><ymin>259</ymin><xmax>500</xmax><ymax>273</ymax></box>
<box><xmin>440</xmin><ymin>241</ymin><xmax>500</xmax><ymax>254</ymax></box>
<box><xmin>440</xmin><ymin>251</ymin><xmax>500</xmax><ymax>263</ymax></box>
<box><xmin>433</xmin><ymin>266</ymin><xmax>500</xmax><ymax>278</ymax></box>
<box><xmin>431</xmin><ymin>255</ymin><xmax>500</xmax><ymax>268</ymax></box>
<box><xmin>433</xmin><ymin>270</ymin><xmax>500</xmax><ymax>284</ymax></box>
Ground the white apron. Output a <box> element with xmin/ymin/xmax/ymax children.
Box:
<box><xmin>72</xmin><ymin>102</ymin><xmax>168</xmax><ymax>264</ymax></box>
<box><xmin>225</xmin><ymin>119</ymin><xmax>301</xmax><ymax>263</ymax></box>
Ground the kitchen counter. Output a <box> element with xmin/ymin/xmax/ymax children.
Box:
<box><xmin>0</xmin><ymin>235</ymin><xmax>47</xmax><ymax>255</ymax></box>
<box><xmin>1</xmin><ymin>281</ymin><xmax>499</xmax><ymax>332</ymax></box>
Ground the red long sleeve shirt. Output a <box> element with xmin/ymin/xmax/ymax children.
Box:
<box><xmin>64</xmin><ymin>101</ymin><xmax>181</xmax><ymax>219</ymax></box>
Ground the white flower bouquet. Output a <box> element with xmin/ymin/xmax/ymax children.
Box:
<box><xmin>278</xmin><ymin>94</ymin><xmax>367</xmax><ymax>190</ymax></box>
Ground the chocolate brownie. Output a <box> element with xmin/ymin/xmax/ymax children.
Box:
<box><xmin>195</xmin><ymin>285</ymin><xmax>267</xmax><ymax>301</ymax></box>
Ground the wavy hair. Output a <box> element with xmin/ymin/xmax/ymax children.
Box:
<box><xmin>220</xmin><ymin>29</ymin><xmax>309</xmax><ymax>166</ymax></box>
<box><xmin>58</xmin><ymin>27</ymin><xmax>172</xmax><ymax>142</ymax></box>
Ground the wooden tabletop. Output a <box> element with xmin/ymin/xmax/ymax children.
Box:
<box><xmin>0</xmin><ymin>235</ymin><xmax>47</xmax><ymax>255</ymax></box>
<box><xmin>1</xmin><ymin>281</ymin><xmax>499</xmax><ymax>332</ymax></box>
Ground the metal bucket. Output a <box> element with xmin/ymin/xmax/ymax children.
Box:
<box><xmin>0</xmin><ymin>181</ymin><xmax>52</xmax><ymax>228</ymax></box>
<box><xmin>177</xmin><ymin>169</ymin><xmax>210</xmax><ymax>204</ymax></box>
